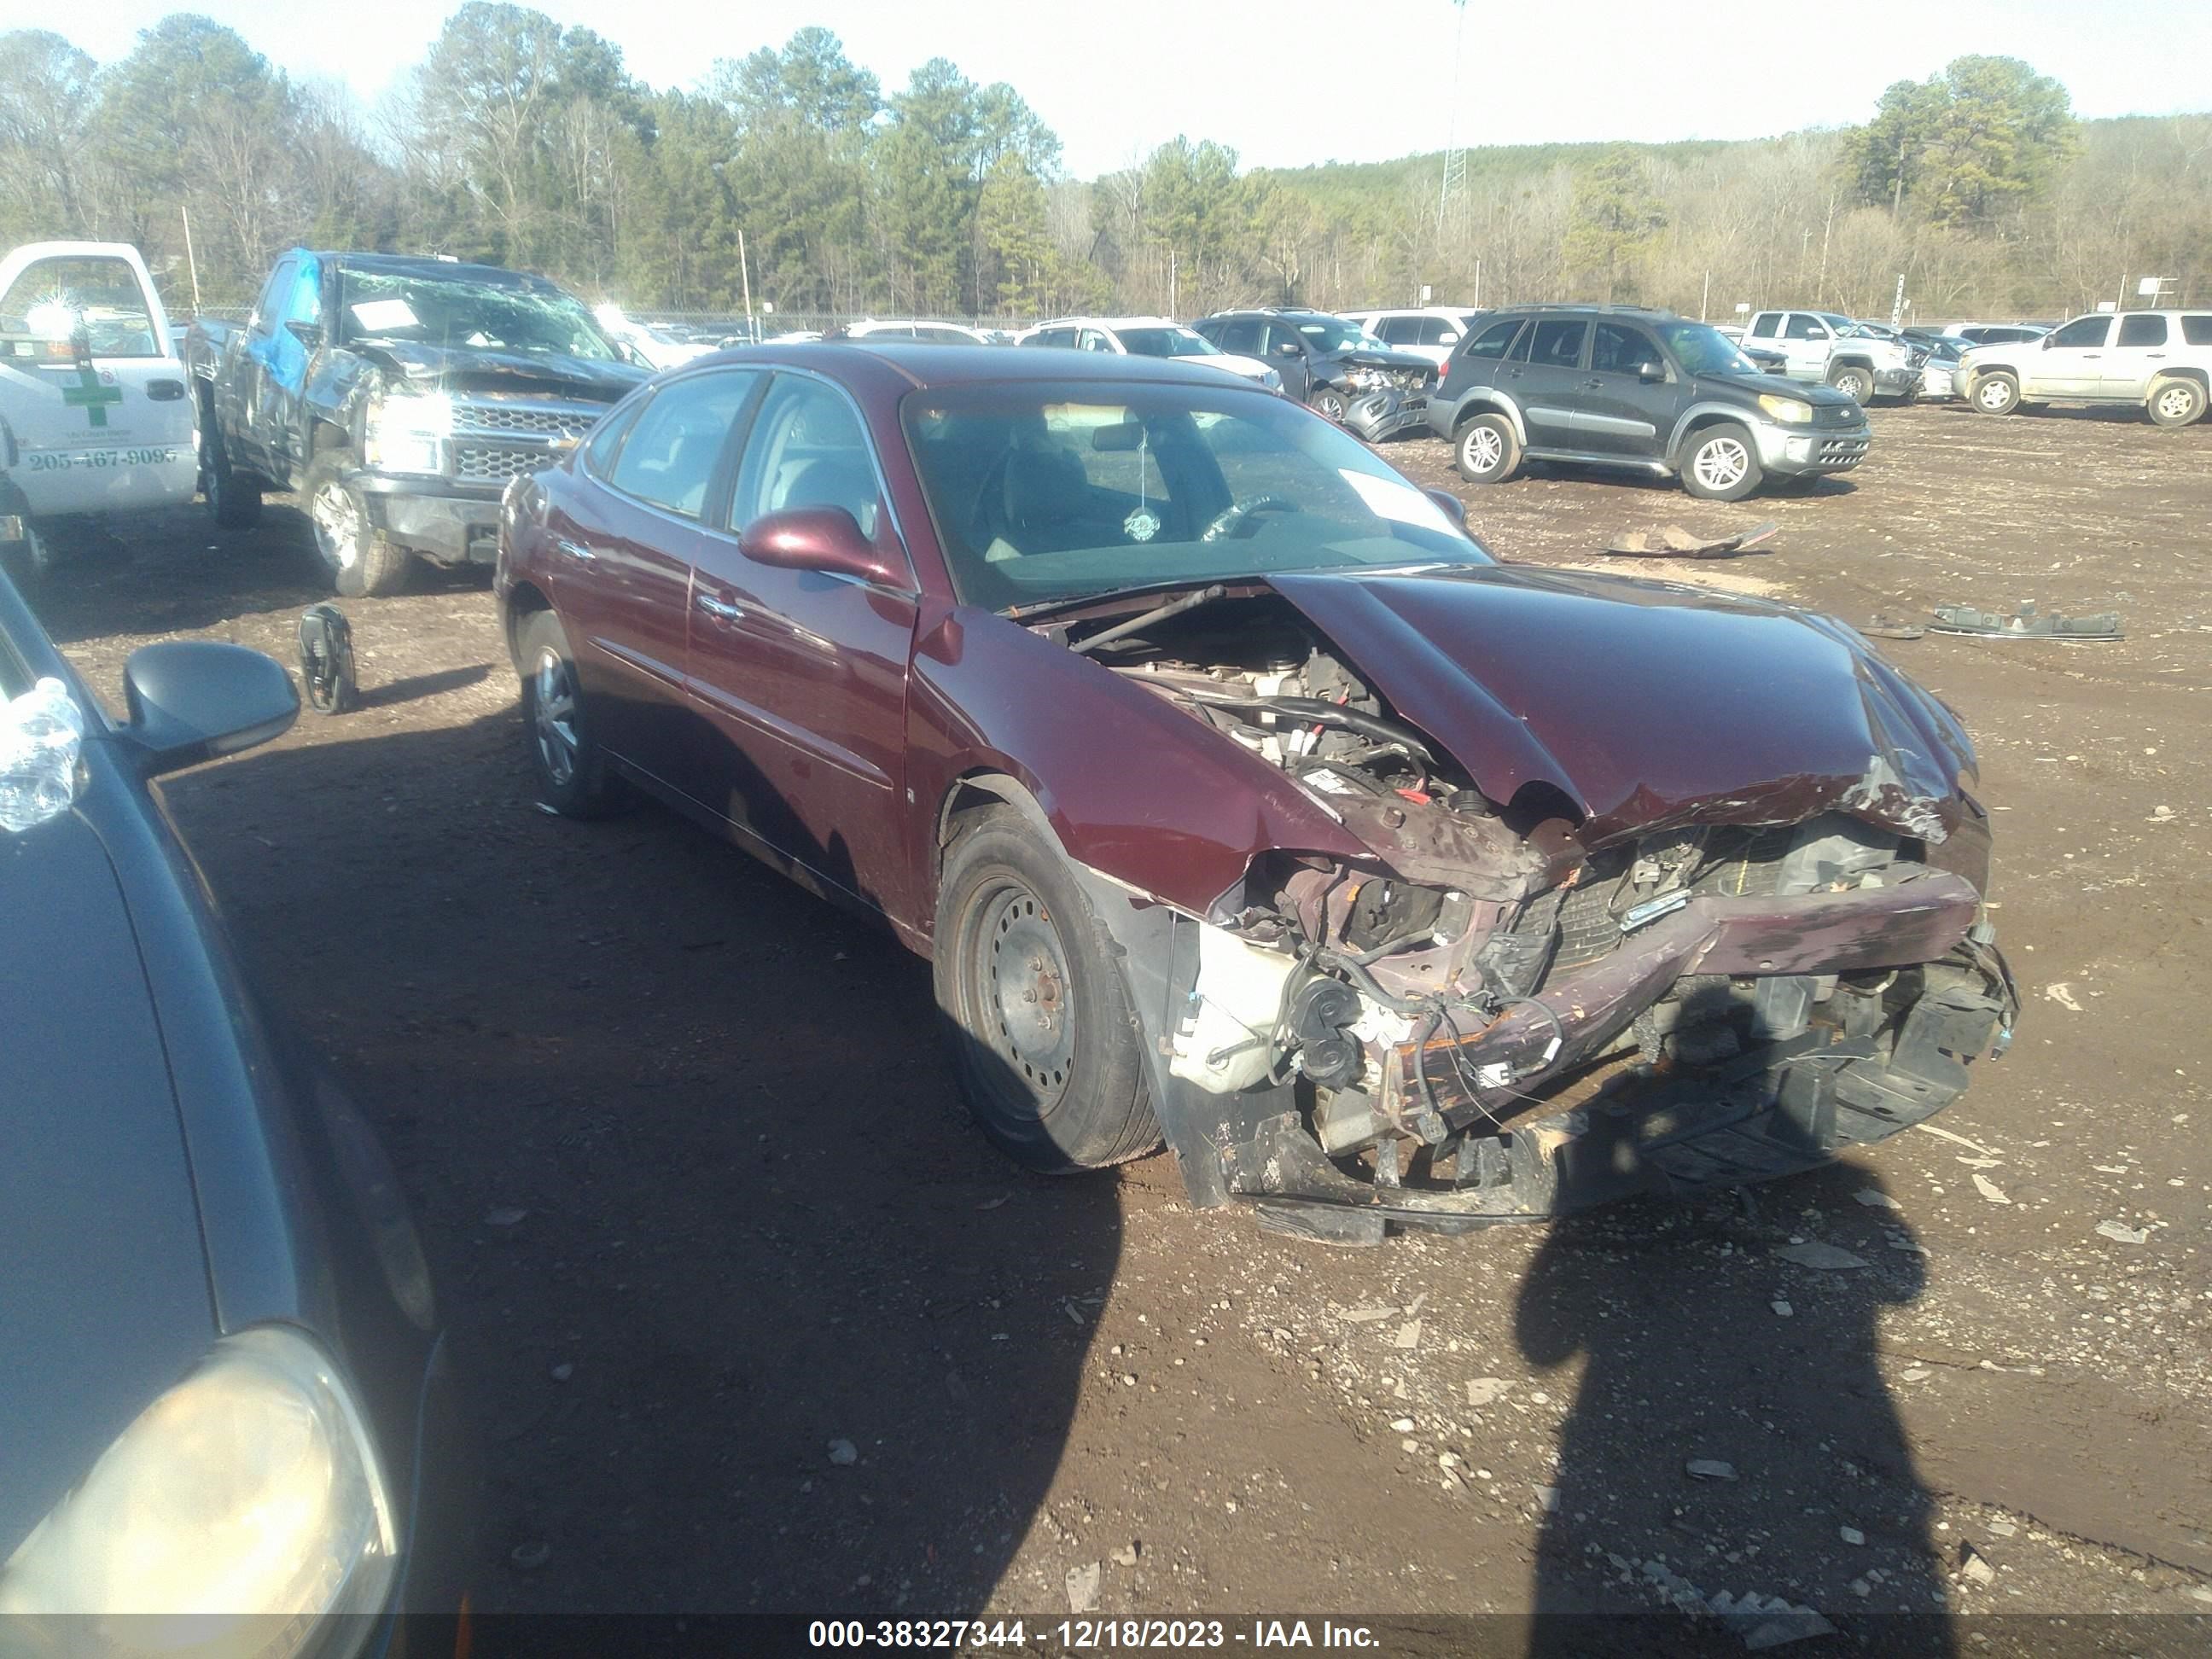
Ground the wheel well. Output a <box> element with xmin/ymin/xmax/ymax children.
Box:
<box><xmin>1673</xmin><ymin>411</ymin><xmax>1745</xmax><ymax>462</ymax></box>
<box><xmin>937</xmin><ymin>771</ymin><xmax>1066</xmax><ymax>874</ymax></box>
<box><xmin>503</xmin><ymin>580</ymin><xmax>551</xmax><ymax>669</ymax></box>
<box><xmin>2149</xmin><ymin>368</ymin><xmax>2209</xmax><ymax>393</ymax></box>
<box><xmin>1829</xmin><ymin>356</ymin><xmax>1873</xmax><ymax>374</ymax></box>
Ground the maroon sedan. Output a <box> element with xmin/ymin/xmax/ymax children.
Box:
<box><xmin>495</xmin><ymin>345</ymin><xmax>2018</xmax><ymax>1242</ymax></box>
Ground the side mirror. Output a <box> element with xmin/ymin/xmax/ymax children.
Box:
<box><xmin>1423</xmin><ymin>486</ymin><xmax>1468</xmax><ymax>528</ymax></box>
<box><xmin>738</xmin><ymin>506</ymin><xmax>905</xmax><ymax>588</ymax></box>
<box><xmin>2040</xmin><ymin>335</ymin><xmax>2054</xmax><ymax>349</ymax></box>
<box><xmin>122</xmin><ymin>641</ymin><xmax>299</xmax><ymax>777</ymax></box>
<box><xmin>1637</xmin><ymin>360</ymin><xmax>1668</xmax><ymax>382</ymax></box>
<box><xmin>283</xmin><ymin>319</ymin><xmax>322</xmax><ymax>349</ymax></box>
<box><xmin>1274</xmin><ymin>340</ymin><xmax>1302</xmax><ymax>358</ymax></box>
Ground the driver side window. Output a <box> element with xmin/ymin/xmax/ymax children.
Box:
<box><xmin>729</xmin><ymin>375</ymin><xmax>887</xmax><ymax>544</ymax></box>
<box><xmin>1784</xmin><ymin>314</ymin><xmax>1828</xmax><ymax>341</ymax></box>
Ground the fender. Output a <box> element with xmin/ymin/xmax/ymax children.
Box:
<box><xmin>1445</xmin><ymin>389</ymin><xmax>1528</xmax><ymax>447</ymax></box>
<box><xmin>1665</xmin><ymin>399</ymin><xmax>1767</xmax><ymax>461</ymax></box>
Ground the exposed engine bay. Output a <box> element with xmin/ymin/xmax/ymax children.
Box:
<box><xmin>1064</xmin><ymin>589</ymin><xmax>2022</xmax><ymax>1241</ymax></box>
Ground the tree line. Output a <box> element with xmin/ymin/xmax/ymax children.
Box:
<box><xmin>1</xmin><ymin>9</ymin><xmax>2204</xmax><ymax>326</ymax></box>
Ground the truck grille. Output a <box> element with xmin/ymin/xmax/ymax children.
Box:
<box><xmin>455</xmin><ymin>445</ymin><xmax>546</xmax><ymax>484</ymax></box>
<box><xmin>445</xmin><ymin>396</ymin><xmax>603</xmax><ymax>487</ymax></box>
<box><xmin>458</xmin><ymin>403</ymin><xmax>596</xmax><ymax>439</ymax></box>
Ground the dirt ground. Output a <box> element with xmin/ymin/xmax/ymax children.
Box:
<box><xmin>35</xmin><ymin>398</ymin><xmax>2212</xmax><ymax>1645</ymax></box>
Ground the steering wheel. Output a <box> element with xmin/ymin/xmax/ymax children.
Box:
<box><xmin>1199</xmin><ymin>494</ymin><xmax>1299</xmax><ymax>543</ymax></box>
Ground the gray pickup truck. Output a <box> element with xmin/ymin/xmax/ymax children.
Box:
<box><xmin>187</xmin><ymin>251</ymin><xmax>648</xmax><ymax>595</ymax></box>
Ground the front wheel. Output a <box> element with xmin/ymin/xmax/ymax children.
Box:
<box><xmin>934</xmin><ymin>806</ymin><xmax>1159</xmax><ymax>1173</ymax></box>
<box><xmin>306</xmin><ymin>451</ymin><xmax>410</xmax><ymax>597</ymax></box>
<box><xmin>201</xmin><ymin>421</ymin><xmax>263</xmax><ymax>530</ymax></box>
<box><xmin>1308</xmin><ymin>385</ymin><xmax>1351</xmax><ymax>422</ymax></box>
<box><xmin>1680</xmin><ymin>422</ymin><xmax>1763</xmax><ymax>501</ymax></box>
<box><xmin>1971</xmin><ymin>373</ymin><xmax>2021</xmax><ymax>416</ymax></box>
<box><xmin>2147</xmin><ymin>378</ymin><xmax>2207</xmax><ymax>428</ymax></box>
<box><xmin>1827</xmin><ymin>364</ymin><xmax>1873</xmax><ymax>404</ymax></box>
<box><xmin>1454</xmin><ymin>412</ymin><xmax>1521</xmax><ymax>485</ymax></box>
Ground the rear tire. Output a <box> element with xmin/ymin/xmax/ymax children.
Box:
<box><xmin>201</xmin><ymin>420</ymin><xmax>263</xmax><ymax>530</ymax></box>
<box><xmin>516</xmin><ymin>610</ymin><xmax>621</xmax><ymax>818</ymax></box>
<box><xmin>1453</xmin><ymin>412</ymin><xmax>1521</xmax><ymax>485</ymax></box>
<box><xmin>934</xmin><ymin>806</ymin><xmax>1160</xmax><ymax>1173</ymax></box>
<box><xmin>1680</xmin><ymin>422</ymin><xmax>1762</xmax><ymax>502</ymax></box>
<box><xmin>1970</xmin><ymin>372</ymin><xmax>2021</xmax><ymax>416</ymax></box>
<box><xmin>2147</xmin><ymin>378</ymin><xmax>2206</xmax><ymax>428</ymax></box>
<box><xmin>306</xmin><ymin>451</ymin><xmax>410</xmax><ymax>597</ymax></box>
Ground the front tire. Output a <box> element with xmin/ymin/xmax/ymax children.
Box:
<box><xmin>1971</xmin><ymin>372</ymin><xmax>2021</xmax><ymax>416</ymax></box>
<box><xmin>1454</xmin><ymin>412</ymin><xmax>1521</xmax><ymax>484</ymax></box>
<box><xmin>1680</xmin><ymin>422</ymin><xmax>1762</xmax><ymax>501</ymax></box>
<box><xmin>1308</xmin><ymin>384</ymin><xmax>1350</xmax><ymax>422</ymax></box>
<box><xmin>2147</xmin><ymin>378</ymin><xmax>2206</xmax><ymax>428</ymax></box>
<box><xmin>934</xmin><ymin>806</ymin><xmax>1159</xmax><ymax>1173</ymax></box>
<box><xmin>516</xmin><ymin>610</ymin><xmax>621</xmax><ymax>817</ymax></box>
<box><xmin>306</xmin><ymin>451</ymin><xmax>410</xmax><ymax>597</ymax></box>
<box><xmin>1827</xmin><ymin>364</ymin><xmax>1873</xmax><ymax>404</ymax></box>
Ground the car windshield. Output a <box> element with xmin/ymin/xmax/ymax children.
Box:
<box><xmin>1116</xmin><ymin>327</ymin><xmax>1220</xmax><ymax>358</ymax></box>
<box><xmin>336</xmin><ymin>269</ymin><xmax>621</xmax><ymax>360</ymax></box>
<box><xmin>0</xmin><ymin>255</ymin><xmax>160</xmax><ymax>358</ymax></box>
<box><xmin>1295</xmin><ymin>317</ymin><xmax>1386</xmax><ymax>352</ymax></box>
<box><xmin>902</xmin><ymin>382</ymin><xmax>1492</xmax><ymax>611</ymax></box>
<box><xmin>1654</xmin><ymin>320</ymin><xmax>1756</xmax><ymax>376</ymax></box>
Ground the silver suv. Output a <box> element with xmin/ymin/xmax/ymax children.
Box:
<box><xmin>1961</xmin><ymin>311</ymin><xmax>2212</xmax><ymax>427</ymax></box>
<box><xmin>1740</xmin><ymin>310</ymin><xmax>1925</xmax><ymax>404</ymax></box>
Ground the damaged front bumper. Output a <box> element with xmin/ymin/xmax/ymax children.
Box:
<box><xmin>1072</xmin><ymin>856</ymin><xmax>2014</xmax><ymax>1245</ymax></box>
<box><xmin>1342</xmin><ymin>389</ymin><xmax>1429</xmax><ymax>443</ymax></box>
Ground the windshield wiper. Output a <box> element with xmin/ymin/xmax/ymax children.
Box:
<box><xmin>1068</xmin><ymin>585</ymin><xmax>1227</xmax><ymax>655</ymax></box>
<box><xmin>1003</xmin><ymin>578</ymin><xmax>1214</xmax><ymax>624</ymax></box>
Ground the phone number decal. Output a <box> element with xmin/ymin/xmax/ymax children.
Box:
<box><xmin>26</xmin><ymin>448</ymin><xmax>182</xmax><ymax>471</ymax></box>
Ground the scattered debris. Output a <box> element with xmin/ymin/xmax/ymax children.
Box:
<box><xmin>1771</xmin><ymin>1300</ymin><xmax>1794</xmax><ymax>1318</ymax></box>
<box><xmin>2094</xmin><ymin>1220</ymin><xmax>2151</xmax><ymax>1244</ymax></box>
<box><xmin>482</xmin><ymin>1207</ymin><xmax>528</xmax><ymax>1228</ymax></box>
<box><xmin>1848</xmin><ymin>1577</ymin><xmax>1871</xmax><ymax>1598</ymax></box>
<box><xmin>1916</xmin><ymin>1121</ymin><xmax>1998</xmax><ymax>1156</ymax></box>
<box><xmin>1388</xmin><ymin>1417</ymin><xmax>1416</xmax><ymax>1432</ymax></box>
<box><xmin>1534</xmin><ymin>1486</ymin><xmax>1561</xmax><ymax>1513</ymax></box>
<box><xmin>2045</xmin><ymin>982</ymin><xmax>2085</xmax><ymax>1012</ymax></box>
<box><xmin>1859</xmin><ymin>615</ymin><xmax>1924</xmax><ymax>641</ymax></box>
<box><xmin>1466</xmin><ymin>1377</ymin><xmax>1513</xmax><ymax>1407</ymax></box>
<box><xmin>1959</xmin><ymin>1543</ymin><xmax>1996</xmax><ymax>1586</ymax></box>
<box><xmin>1704</xmin><ymin>1589</ymin><xmax>1837</xmax><ymax>1650</ymax></box>
<box><xmin>1392</xmin><ymin>1319</ymin><xmax>1423</xmax><ymax>1350</ymax></box>
<box><xmin>1338</xmin><ymin>1305</ymin><xmax>1396</xmax><ymax>1324</ymax></box>
<box><xmin>1972</xmin><ymin>1173</ymin><xmax>2011</xmax><ymax>1206</ymax></box>
<box><xmin>1987</xmin><ymin>1518</ymin><xmax>2017</xmax><ymax>1539</ymax></box>
<box><xmin>1686</xmin><ymin>1459</ymin><xmax>1739</xmax><ymax>1481</ymax></box>
<box><xmin>1110</xmin><ymin>1542</ymin><xmax>1140</xmax><ymax>1568</ymax></box>
<box><xmin>1901</xmin><ymin>1365</ymin><xmax>1933</xmax><ymax>1382</ymax></box>
<box><xmin>549</xmin><ymin>1362</ymin><xmax>573</xmax><ymax>1382</ymax></box>
<box><xmin>1853</xmin><ymin>1189</ymin><xmax>1901</xmax><ymax>1210</ymax></box>
<box><xmin>2150</xmin><ymin>805</ymin><xmax>2176</xmax><ymax>823</ymax></box>
<box><xmin>509</xmin><ymin>1541</ymin><xmax>551</xmax><ymax>1571</ymax></box>
<box><xmin>975</xmin><ymin>1192</ymin><xmax>1011</xmax><ymax>1211</ymax></box>
<box><xmin>1930</xmin><ymin>602</ymin><xmax>2122</xmax><ymax>641</ymax></box>
<box><xmin>828</xmin><ymin>1439</ymin><xmax>858</xmax><ymax>1466</ymax></box>
<box><xmin>1840</xmin><ymin>1526</ymin><xmax>1866</xmax><ymax>1546</ymax></box>
<box><xmin>1604</xmin><ymin>521</ymin><xmax>1779</xmax><ymax>559</ymax></box>
<box><xmin>1773</xmin><ymin>1242</ymin><xmax>1870</xmax><ymax>1271</ymax></box>
<box><xmin>1066</xmin><ymin>1561</ymin><xmax>1102</xmax><ymax>1614</ymax></box>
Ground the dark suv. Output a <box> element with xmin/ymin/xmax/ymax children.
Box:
<box><xmin>1425</xmin><ymin>306</ymin><xmax>1871</xmax><ymax>501</ymax></box>
<box><xmin>1192</xmin><ymin>307</ymin><xmax>1434</xmax><ymax>439</ymax></box>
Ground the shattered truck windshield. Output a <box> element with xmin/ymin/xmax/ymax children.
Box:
<box><xmin>336</xmin><ymin>269</ymin><xmax>622</xmax><ymax>361</ymax></box>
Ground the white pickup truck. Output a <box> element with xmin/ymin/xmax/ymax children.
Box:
<box><xmin>1739</xmin><ymin>309</ymin><xmax>1926</xmax><ymax>405</ymax></box>
<box><xmin>0</xmin><ymin>241</ymin><xmax>198</xmax><ymax>581</ymax></box>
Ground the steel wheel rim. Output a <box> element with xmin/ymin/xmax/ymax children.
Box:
<box><xmin>1976</xmin><ymin>380</ymin><xmax>2012</xmax><ymax>411</ymax></box>
<box><xmin>1838</xmin><ymin>372</ymin><xmax>1869</xmax><ymax>400</ymax></box>
<box><xmin>973</xmin><ymin>878</ymin><xmax>1074</xmax><ymax>1109</ymax></box>
<box><xmin>311</xmin><ymin>482</ymin><xmax>362</xmax><ymax>571</ymax></box>
<box><xmin>532</xmin><ymin>647</ymin><xmax>579</xmax><ymax>787</ymax></box>
<box><xmin>2156</xmin><ymin>385</ymin><xmax>2194</xmax><ymax>421</ymax></box>
<box><xmin>1464</xmin><ymin>427</ymin><xmax>1503</xmax><ymax>473</ymax></box>
<box><xmin>1694</xmin><ymin>437</ymin><xmax>1749</xmax><ymax>491</ymax></box>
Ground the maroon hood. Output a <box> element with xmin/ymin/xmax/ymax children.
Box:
<box><xmin>1266</xmin><ymin>565</ymin><xmax>1976</xmax><ymax>846</ymax></box>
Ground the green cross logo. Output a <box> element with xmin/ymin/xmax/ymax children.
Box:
<box><xmin>61</xmin><ymin>356</ymin><xmax>123</xmax><ymax>429</ymax></box>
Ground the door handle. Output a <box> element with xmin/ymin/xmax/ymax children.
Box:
<box><xmin>696</xmin><ymin>592</ymin><xmax>744</xmax><ymax>623</ymax></box>
<box><xmin>554</xmin><ymin>538</ymin><xmax>599</xmax><ymax>562</ymax></box>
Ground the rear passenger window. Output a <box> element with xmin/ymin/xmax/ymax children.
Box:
<box><xmin>1464</xmin><ymin>317</ymin><xmax>1523</xmax><ymax>360</ymax></box>
<box><xmin>607</xmin><ymin>370</ymin><xmax>759</xmax><ymax>519</ymax></box>
<box><xmin>1527</xmin><ymin>319</ymin><xmax>1587</xmax><ymax>368</ymax></box>
<box><xmin>1749</xmin><ymin>313</ymin><xmax>1779</xmax><ymax>339</ymax></box>
<box><xmin>1376</xmin><ymin>317</ymin><xmax>1417</xmax><ymax>344</ymax></box>
<box><xmin>2116</xmin><ymin>314</ymin><xmax>2167</xmax><ymax>347</ymax></box>
<box><xmin>2182</xmin><ymin>316</ymin><xmax>2212</xmax><ymax>346</ymax></box>
<box><xmin>1415</xmin><ymin>317</ymin><xmax>1451</xmax><ymax>346</ymax></box>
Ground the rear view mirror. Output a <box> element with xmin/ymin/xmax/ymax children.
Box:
<box><xmin>1091</xmin><ymin>422</ymin><xmax>1145</xmax><ymax>452</ymax></box>
<box><xmin>739</xmin><ymin>507</ymin><xmax>905</xmax><ymax>588</ymax></box>
<box><xmin>122</xmin><ymin>641</ymin><xmax>299</xmax><ymax>777</ymax></box>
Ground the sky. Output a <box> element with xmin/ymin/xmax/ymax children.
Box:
<box><xmin>7</xmin><ymin>0</ymin><xmax>2209</xmax><ymax>179</ymax></box>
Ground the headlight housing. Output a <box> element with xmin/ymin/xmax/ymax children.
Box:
<box><xmin>1757</xmin><ymin>393</ymin><xmax>1815</xmax><ymax>423</ymax></box>
<box><xmin>0</xmin><ymin>1326</ymin><xmax>397</xmax><ymax>1653</ymax></box>
<box><xmin>363</xmin><ymin>388</ymin><xmax>451</xmax><ymax>475</ymax></box>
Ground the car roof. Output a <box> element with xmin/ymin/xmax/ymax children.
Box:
<box><xmin>687</xmin><ymin>340</ymin><xmax>1272</xmax><ymax>394</ymax></box>
<box><xmin>1031</xmin><ymin>316</ymin><xmax>1189</xmax><ymax>330</ymax></box>
<box><xmin>1483</xmin><ymin>303</ymin><xmax>1679</xmax><ymax>321</ymax></box>
<box><xmin>322</xmin><ymin>252</ymin><xmax>560</xmax><ymax>289</ymax></box>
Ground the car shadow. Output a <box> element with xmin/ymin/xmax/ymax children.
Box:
<box><xmin>1515</xmin><ymin>1166</ymin><xmax>1952</xmax><ymax>1654</ymax></box>
<box><xmin>354</xmin><ymin>663</ymin><xmax>492</xmax><ymax>708</ymax></box>
<box><xmin>152</xmin><ymin>700</ymin><xmax>1121</xmax><ymax>1618</ymax></box>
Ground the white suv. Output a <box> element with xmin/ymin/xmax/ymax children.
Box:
<box><xmin>1016</xmin><ymin>317</ymin><xmax>1281</xmax><ymax>389</ymax></box>
<box><xmin>1338</xmin><ymin>307</ymin><xmax>1483</xmax><ymax>367</ymax></box>
<box><xmin>1961</xmin><ymin>311</ymin><xmax>2212</xmax><ymax>427</ymax></box>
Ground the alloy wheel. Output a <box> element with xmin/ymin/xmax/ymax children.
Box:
<box><xmin>1462</xmin><ymin>426</ymin><xmax>1503</xmax><ymax>474</ymax></box>
<box><xmin>2154</xmin><ymin>384</ymin><xmax>2197</xmax><ymax>422</ymax></box>
<box><xmin>310</xmin><ymin>481</ymin><xmax>363</xmax><ymax>572</ymax></box>
<box><xmin>1692</xmin><ymin>436</ymin><xmax>1750</xmax><ymax>492</ymax></box>
<box><xmin>532</xmin><ymin>648</ymin><xmax>579</xmax><ymax>787</ymax></box>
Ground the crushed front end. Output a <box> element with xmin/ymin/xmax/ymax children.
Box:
<box><xmin>1065</xmin><ymin>581</ymin><xmax>2019</xmax><ymax>1242</ymax></box>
